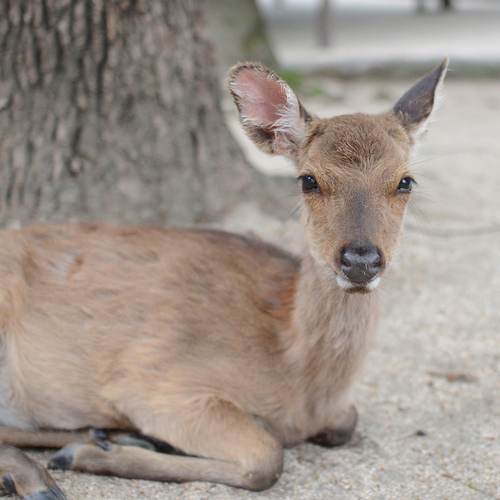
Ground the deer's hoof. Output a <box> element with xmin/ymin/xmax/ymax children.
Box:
<box><xmin>2</xmin><ymin>474</ymin><xmax>67</xmax><ymax>500</ymax></box>
<box><xmin>2</xmin><ymin>473</ymin><xmax>16</xmax><ymax>494</ymax></box>
<box><xmin>24</xmin><ymin>485</ymin><xmax>68</xmax><ymax>500</ymax></box>
<box><xmin>48</xmin><ymin>443</ymin><xmax>87</xmax><ymax>470</ymax></box>
<box><xmin>310</xmin><ymin>405</ymin><xmax>358</xmax><ymax>447</ymax></box>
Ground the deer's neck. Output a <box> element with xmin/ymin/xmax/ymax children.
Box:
<box><xmin>285</xmin><ymin>250</ymin><xmax>381</xmax><ymax>400</ymax></box>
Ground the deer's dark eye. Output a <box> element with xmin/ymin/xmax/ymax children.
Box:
<box><xmin>397</xmin><ymin>176</ymin><xmax>415</xmax><ymax>193</ymax></box>
<box><xmin>301</xmin><ymin>175</ymin><xmax>320</xmax><ymax>193</ymax></box>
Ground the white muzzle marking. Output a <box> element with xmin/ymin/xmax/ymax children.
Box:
<box><xmin>336</xmin><ymin>275</ymin><xmax>381</xmax><ymax>292</ymax></box>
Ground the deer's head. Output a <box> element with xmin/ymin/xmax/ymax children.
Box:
<box><xmin>229</xmin><ymin>59</ymin><xmax>447</xmax><ymax>294</ymax></box>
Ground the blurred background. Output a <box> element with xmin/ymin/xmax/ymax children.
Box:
<box><xmin>208</xmin><ymin>0</ymin><xmax>500</xmax><ymax>76</ymax></box>
<box><xmin>258</xmin><ymin>0</ymin><xmax>500</xmax><ymax>73</ymax></box>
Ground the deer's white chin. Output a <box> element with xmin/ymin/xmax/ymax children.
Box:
<box><xmin>336</xmin><ymin>275</ymin><xmax>381</xmax><ymax>294</ymax></box>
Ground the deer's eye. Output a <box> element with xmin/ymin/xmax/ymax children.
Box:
<box><xmin>397</xmin><ymin>176</ymin><xmax>414</xmax><ymax>193</ymax></box>
<box><xmin>301</xmin><ymin>175</ymin><xmax>320</xmax><ymax>193</ymax></box>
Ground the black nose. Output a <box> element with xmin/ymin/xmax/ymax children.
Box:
<box><xmin>340</xmin><ymin>243</ymin><xmax>382</xmax><ymax>284</ymax></box>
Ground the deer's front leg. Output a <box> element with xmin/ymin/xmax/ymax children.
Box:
<box><xmin>310</xmin><ymin>404</ymin><xmax>358</xmax><ymax>447</ymax></box>
<box><xmin>0</xmin><ymin>443</ymin><xmax>67</xmax><ymax>500</ymax></box>
<box><xmin>49</xmin><ymin>397</ymin><xmax>283</xmax><ymax>491</ymax></box>
<box><xmin>0</xmin><ymin>427</ymin><xmax>99</xmax><ymax>449</ymax></box>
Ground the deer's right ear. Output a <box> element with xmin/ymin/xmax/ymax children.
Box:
<box><xmin>228</xmin><ymin>63</ymin><xmax>312</xmax><ymax>160</ymax></box>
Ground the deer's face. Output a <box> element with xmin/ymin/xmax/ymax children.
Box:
<box><xmin>297</xmin><ymin>113</ymin><xmax>413</xmax><ymax>293</ymax></box>
<box><xmin>229</xmin><ymin>59</ymin><xmax>447</xmax><ymax>294</ymax></box>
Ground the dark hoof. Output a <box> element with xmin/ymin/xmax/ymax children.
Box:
<box><xmin>2</xmin><ymin>474</ymin><xmax>16</xmax><ymax>494</ymax></box>
<box><xmin>95</xmin><ymin>440</ymin><xmax>113</xmax><ymax>452</ymax></box>
<box><xmin>48</xmin><ymin>443</ymin><xmax>86</xmax><ymax>470</ymax></box>
<box><xmin>310</xmin><ymin>405</ymin><xmax>358</xmax><ymax>447</ymax></box>
<box><xmin>25</xmin><ymin>485</ymin><xmax>68</xmax><ymax>500</ymax></box>
<box><xmin>311</xmin><ymin>427</ymin><xmax>353</xmax><ymax>447</ymax></box>
<box><xmin>2</xmin><ymin>474</ymin><xmax>67</xmax><ymax>500</ymax></box>
<box><xmin>91</xmin><ymin>428</ymin><xmax>109</xmax><ymax>441</ymax></box>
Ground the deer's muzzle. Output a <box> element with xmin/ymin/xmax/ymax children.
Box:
<box><xmin>338</xmin><ymin>242</ymin><xmax>383</xmax><ymax>293</ymax></box>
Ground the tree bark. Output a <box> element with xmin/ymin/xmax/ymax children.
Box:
<box><xmin>0</xmin><ymin>0</ymin><xmax>254</xmax><ymax>227</ymax></box>
<box><xmin>206</xmin><ymin>0</ymin><xmax>277</xmax><ymax>71</ymax></box>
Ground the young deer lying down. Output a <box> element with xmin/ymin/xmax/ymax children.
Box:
<box><xmin>0</xmin><ymin>59</ymin><xmax>447</xmax><ymax>499</ymax></box>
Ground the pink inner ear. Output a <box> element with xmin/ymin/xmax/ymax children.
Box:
<box><xmin>235</xmin><ymin>69</ymin><xmax>288</xmax><ymax>126</ymax></box>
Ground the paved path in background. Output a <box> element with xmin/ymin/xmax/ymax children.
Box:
<box><xmin>260</xmin><ymin>0</ymin><xmax>500</xmax><ymax>72</ymax></box>
<box><xmin>28</xmin><ymin>76</ymin><xmax>500</xmax><ymax>499</ymax></box>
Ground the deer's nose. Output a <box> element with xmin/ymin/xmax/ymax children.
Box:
<box><xmin>340</xmin><ymin>243</ymin><xmax>382</xmax><ymax>284</ymax></box>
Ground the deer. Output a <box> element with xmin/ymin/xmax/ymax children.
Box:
<box><xmin>0</xmin><ymin>58</ymin><xmax>448</xmax><ymax>499</ymax></box>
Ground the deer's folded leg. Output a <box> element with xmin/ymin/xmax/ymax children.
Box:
<box><xmin>0</xmin><ymin>426</ymin><xmax>171</xmax><ymax>453</ymax></box>
<box><xmin>0</xmin><ymin>427</ymin><xmax>96</xmax><ymax>449</ymax></box>
<box><xmin>49</xmin><ymin>398</ymin><xmax>283</xmax><ymax>492</ymax></box>
<box><xmin>0</xmin><ymin>443</ymin><xmax>67</xmax><ymax>500</ymax></box>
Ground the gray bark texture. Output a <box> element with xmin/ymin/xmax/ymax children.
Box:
<box><xmin>0</xmin><ymin>0</ymin><xmax>255</xmax><ymax>227</ymax></box>
<box><xmin>206</xmin><ymin>0</ymin><xmax>277</xmax><ymax>71</ymax></box>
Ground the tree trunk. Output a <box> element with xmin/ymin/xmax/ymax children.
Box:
<box><xmin>0</xmin><ymin>0</ymin><xmax>255</xmax><ymax>227</ymax></box>
<box><xmin>206</xmin><ymin>0</ymin><xmax>277</xmax><ymax>71</ymax></box>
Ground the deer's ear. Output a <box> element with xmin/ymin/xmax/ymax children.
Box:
<box><xmin>393</xmin><ymin>57</ymin><xmax>448</xmax><ymax>142</ymax></box>
<box><xmin>228</xmin><ymin>63</ymin><xmax>312</xmax><ymax>159</ymax></box>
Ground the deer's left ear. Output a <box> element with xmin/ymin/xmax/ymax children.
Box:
<box><xmin>228</xmin><ymin>63</ymin><xmax>312</xmax><ymax>160</ymax></box>
<box><xmin>393</xmin><ymin>57</ymin><xmax>448</xmax><ymax>142</ymax></box>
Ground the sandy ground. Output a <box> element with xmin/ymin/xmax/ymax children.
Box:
<box><xmin>23</xmin><ymin>75</ymin><xmax>500</xmax><ymax>499</ymax></box>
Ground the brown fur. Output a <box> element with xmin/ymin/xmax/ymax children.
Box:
<box><xmin>0</xmin><ymin>59</ymin><xmax>448</xmax><ymax>497</ymax></box>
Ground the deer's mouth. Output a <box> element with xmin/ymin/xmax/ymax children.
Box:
<box><xmin>336</xmin><ymin>274</ymin><xmax>381</xmax><ymax>294</ymax></box>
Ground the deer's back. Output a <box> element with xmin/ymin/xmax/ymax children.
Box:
<box><xmin>0</xmin><ymin>224</ymin><xmax>300</xmax><ymax>431</ymax></box>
